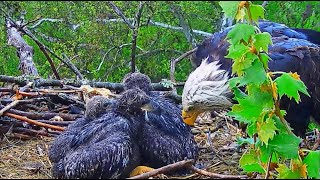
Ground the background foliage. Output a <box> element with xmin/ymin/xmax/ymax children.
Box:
<box><xmin>0</xmin><ymin>1</ymin><xmax>319</xmax><ymax>84</ymax></box>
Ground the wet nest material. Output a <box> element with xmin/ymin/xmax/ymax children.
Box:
<box><xmin>0</xmin><ymin>111</ymin><xmax>245</xmax><ymax>179</ymax></box>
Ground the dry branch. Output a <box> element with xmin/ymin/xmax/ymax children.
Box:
<box><xmin>107</xmin><ymin>1</ymin><xmax>135</xmax><ymax>29</ymax></box>
<box><xmin>169</xmin><ymin>3</ymin><xmax>197</xmax><ymax>48</ymax></box>
<box><xmin>4</xmin><ymin>112</ymin><xmax>65</xmax><ymax>131</ymax></box>
<box><xmin>0</xmin><ymin>104</ymin><xmax>80</xmax><ymax>121</ymax></box>
<box><xmin>127</xmin><ymin>159</ymin><xmax>194</xmax><ymax>179</ymax></box>
<box><xmin>97</xmin><ymin>18</ymin><xmax>213</xmax><ymax>37</ymax></box>
<box><xmin>0</xmin><ymin>75</ymin><xmax>184</xmax><ymax>92</ymax></box>
<box><xmin>130</xmin><ymin>1</ymin><xmax>145</xmax><ymax>73</ymax></box>
<box><xmin>170</xmin><ymin>47</ymin><xmax>198</xmax><ymax>89</ymax></box>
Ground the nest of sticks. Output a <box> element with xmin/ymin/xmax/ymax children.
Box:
<box><xmin>0</xmin><ymin>82</ymin><xmax>319</xmax><ymax>179</ymax></box>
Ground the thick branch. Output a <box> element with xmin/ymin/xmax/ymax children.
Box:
<box><xmin>131</xmin><ymin>1</ymin><xmax>145</xmax><ymax>73</ymax></box>
<box><xmin>0</xmin><ymin>75</ymin><xmax>185</xmax><ymax>91</ymax></box>
<box><xmin>6</xmin><ymin>19</ymin><xmax>39</xmax><ymax>76</ymax></box>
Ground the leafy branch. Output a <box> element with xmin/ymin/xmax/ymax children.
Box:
<box><xmin>220</xmin><ymin>1</ymin><xmax>319</xmax><ymax>178</ymax></box>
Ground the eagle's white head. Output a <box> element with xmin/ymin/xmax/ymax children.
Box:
<box><xmin>182</xmin><ymin>57</ymin><xmax>233</xmax><ymax>126</ymax></box>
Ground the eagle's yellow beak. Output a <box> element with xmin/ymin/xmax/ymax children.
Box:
<box><xmin>182</xmin><ymin>109</ymin><xmax>201</xmax><ymax>126</ymax></box>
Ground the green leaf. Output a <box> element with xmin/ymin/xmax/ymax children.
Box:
<box><xmin>247</xmin><ymin>122</ymin><xmax>257</xmax><ymax>137</ymax></box>
<box><xmin>227</xmin><ymin>24</ymin><xmax>256</xmax><ymax>45</ymax></box>
<box><xmin>254</xmin><ymin>32</ymin><xmax>272</xmax><ymax>53</ymax></box>
<box><xmin>232</xmin><ymin>51</ymin><xmax>258</xmax><ymax>76</ymax></box>
<box><xmin>239</xmin><ymin>150</ymin><xmax>265</xmax><ymax>173</ymax></box>
<box><xmin>275</xmin><ymin>73</ymin><xmax>310</xmax><ymax>103</ymax></box>
<box><xmin>229</xmin><ymin>76</ymin><xmax>244</xmax><ymax>88</ymax></box>
<box><xmin>259</xmin><ymin>53</ymin><xmax>270</xmax><ymax>70</ymax></box>
<box><xmin>225</xmin><ymin>43</ymin><xmax>250</xmax><ymax>60</ymax></box>
<box><xmin>231</xmin><ymin>86</ymin><xmax>247</xmax><ymax>100</ymax></box>
<box><xmin>258</xmin><ymin>118</ymin><xmax>278</xmax><ymax>145</ymax></box>
<box><xmin>241</xmin><ymin>59</ymin><xmax>267</xmax><ymax>85</ymax></box>
<box><xmin>229</xmin><ymin>85</ymin><xmax>273</xmax><ymax>124</ymax></box>
<box><xmin>259</xmin><ymin>143</ymin><xmax>279</xmax><ymax>163</ymax></box>
<box><xmin>272</xmin><ymin>115</ymin><xmax>291</xmax><ymax>134</ymax></box>
<box><xmin>219</xmin><ymin>1</ymin><xmax>240</xmax><ymax>18</ymax></box>
<box><xmin>276</xmin><ymin>164</ymin><xmax>301</xmax><ymax>179</ymax></box>
<box><xmin>303</xmin><ymin>150</ymin><xmax>320</xmax><ymax>178</ymax></box>
<box><xmin>249</xmin><ymin>5</ymin><xmax>265</xmax><ymax>23</ymax></box>
<box><xmin>268</xmin><ymin>134</ymin><xmax>301</xmax><ymax>159</ymax></box>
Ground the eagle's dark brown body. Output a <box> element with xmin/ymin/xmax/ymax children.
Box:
<box><xmin>192</xmin><ymin>21</ymin><xmax>320</xmax><ymax>137</ymax></box>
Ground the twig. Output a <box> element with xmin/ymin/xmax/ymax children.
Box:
<box><xmin>0</xmin><ymin>100</ymin><xmax>20</xmax><ymax>116</ymax></box>
<box><xmin>36</xmin><ymin>120</ymin><xmax>74</xmax><ymax>126</ymax></box>
<box><xmin>127</xmin><ymin>159</ymin><xmax>194</xmax><ymax>179</ymax></box>
<box><xmin>261</xmin><ymin>1</ymin><xmax>268</xmax><ymax>8</ymax></box>
<box><xmin>0</xmin><ymin>104</ymin><xmax>81</xmax><ymax>121</ymax></box>
<box><xmin>207</xmin><ymin>130</ymin><xmax>230</xmax><ymax>166</ymax></box>
<box><xmin>20</xmin><ymin>15</ymin><xmax>43</xmax><ymax>29</ymax></box>
<box><xmin>189</xmin><ymin>165</ymin><xmax>248</xmax><ymax>179</ymax></box>
<box><xmin>3</xmin><ymin>112</ymin><xmax>65</xmax><ymax>131</ymax></box>
<box><xmin>170</xmin><ymin>47</ymin><xmax>198</xmax><ymax>92</ymax></box>
<box><xmin>36</xmin><ymin>42</ymin><xmax>61</xmax><ymax>79</ymax></box>
<box><xmin>22</xmin><ymin>27</ymin><xmax>83</xmax><ymax>79</ymax></box>
<box><xmin>264</xmin><ymin>152</ymin><xmax>273</xmax><ymax>179</ymax></box>
<box><xmin>97</xmin><ymin>18</ymin><xmax>212</xmax><ymax>37</ymax></box>
<box><xmin>29</xmin><ymin>18</ymin><xmax>63</xmax><ymax>29</ymax></box>
<box><xmin>169</xmin><ymin>2</ymin><xmax>197</xmax><ymax>48</ymax></box>
<box><xmin>107</xmin><ymin>1</ymin><xmax>135</xmax><ymax>29</ymax></box>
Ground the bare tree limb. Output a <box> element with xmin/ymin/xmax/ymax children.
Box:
<box><xmin>96</xmin><ymin>18</ymin><xmax>212</xmax><ymax>37</ymax></box>
<box><xmin>4</xmin><ymin>112</ymin><xmax>65</xmax><ymax>131</ymax></box>
<box><xmin>169</xmin><ymin>3</ymin><xmax>197</xmax><ymax>48</ymax></box>
<box><xmin>0</xmin><ymin>104</ymin><xmax>81</xmax><ymax>121</ymax></box>
<box><xmin>0</xmin><ymin>75</ymin><xmax>185</xmax><ymax>91</ymax></box>
<box><xmin>107</xmin><ymin>1</ymin><xmax>135</xmax><ymax>29</ymax></box>
<box><xmin>37</xmin><ymin>41</ymin><xmax>61</xmax><ymax>79</ymax></box>
<box><xmin>170</xmin><ymin>47</ymin><xmax>198</xmax><ymax>83</ymax></box>
<box><xmin>130</xmin><ymin>1</ymin><xmax>145</xmax><ymax>72</ymax></box>
<box><xmin>6</xmin><ymin>19</ymin><xmax>39</xmax><ymax>76</ymax></box>
<box><xmin>261</xmin><ymin>1</ymin><xmax>269</xmax><ymax>8</ymax></box>
<box><xmin>29</xmin><ymin>18</ymin><xmax>63</xmax><ymax>29</ymax></box>
<box><xmin>61</xmin><ymin>53</ymin><xmax>84</xmax><ymax>80</ymax></box>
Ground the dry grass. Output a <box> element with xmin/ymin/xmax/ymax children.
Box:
<box><xmin>0</xmin><ymin>111</ymin><xmax>245</xmax><ymax>179</ymax></box>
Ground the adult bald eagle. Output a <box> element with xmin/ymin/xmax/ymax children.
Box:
<box><xmin>122</xmin><ymin>73</ymin><xmax>199</xmax><ymax>170</ymax></box>
<box><xmin>182</xmin><ymin>21</ymin><xmax>320</xmax><ymax>137</ymax></box>
<box><xmin>49</xmin><ymin>88</ymin><xmax>153</xmax><ymax>179</ymax></box>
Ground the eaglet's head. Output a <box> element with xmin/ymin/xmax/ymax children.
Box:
<box><xmin>116</xmin><ymin>88</ymin><xmax>153</xmax><ymax>115</ymax></box>
<box><xmin>85</xmin><ymin>95</ymin><xmax>115</xmax><ymax>120</ymax></box>
<box><xmin>182</xmin><ymin>58</ymin><xmax>233</xmax><ymax>126</ymax></box>
<box><xmin>122</xmin><ymin>72</ymin><xmax>152</xmax><ymax>93</ymax></box>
